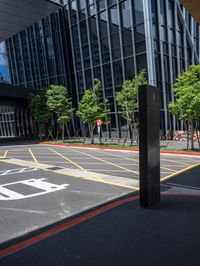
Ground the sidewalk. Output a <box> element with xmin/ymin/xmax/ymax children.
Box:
<box><xmin>1</xmin><ymin>165</ymin><xmax>200</xmax><ymax>265</ymax></box>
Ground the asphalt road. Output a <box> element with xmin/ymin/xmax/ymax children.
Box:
<box><xmin>0</xmin><ymin>160</ymin><xmax>131</xmax><ymax>244</ymax></box>
<box><xmin>1</xmin><ymin>144</ymin><xmax>200</xmax><ymax>180</ymax></box>
<box><xmin>0</xmin><ymin>143</ymin><xmax>200</xmax><ymax>244</ymax></box>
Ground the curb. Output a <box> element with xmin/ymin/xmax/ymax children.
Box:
<box><xmin>41</xmin><ymin>142</ymin><xmax>139</xmax><ymax>151</ymax></box>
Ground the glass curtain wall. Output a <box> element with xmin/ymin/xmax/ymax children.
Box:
<box><xmin>150</xmin><ymin>0</ymin><xmax>200</xmax><ymax>135</ymax></box>
<box><xmin>66</xmin><ymin>0</ymin><xmax>147</xmax><ymax>137</ymax></box>
<box><xmin>0</xmin><ymin>42</ymin><xmax>10</xmax><ymax>83</ymax></box>
<box><xmin>5</xmin><ymin>0</ymin><xmax>200</xmax><ymax>138</ymax></box>
<box><xmin>6</xmin><ymin>9</ymin><xmax>70</xmax><ymax>92</ymax></box>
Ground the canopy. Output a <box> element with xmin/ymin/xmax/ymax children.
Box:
<box><xmin>0</xmin><ymin>0</ymin><xmax>62</xmax><ymax>42</ymax></box>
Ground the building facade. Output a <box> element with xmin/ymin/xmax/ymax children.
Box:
<box><xmin>0</xmin><ymin>83</ymin><xmax>34</xmax><ymax>138</ymax></box>
<box><xmin>0</xmin><ymin>42</ymin><xmax>10</xmax><ymax>83</ymax></box>
<box><xmin>5</xmin><ymin>0</ymin><xmax>200</xmax><ymax>138</ymax></box>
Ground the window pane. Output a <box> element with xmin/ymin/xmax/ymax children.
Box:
<box><xmin>134</xmin><ymin>24</ymin><xmax>145</xmax><ymax>42</ymax></box>
<box><xmin>133</xmin><ymin>0</ymin><xmax>144</xmax><ymax>25</ymax></box>
<box><xmin>99</xmin><ymin>11</ymin><xmax>108</xmax><ymax>38</ymax></box>
<box><xmin>108</xmin><ymin>0</ymin><xmax>117</xmax><ymax>7</ymax></box>
<box><xmin>120</xmin><ymin>0</ymin><xmax>131</xmax><ymax>29</ymax></box>
<box><xmin>136</xmin><ymin>54</ymin><xmax>147</xmax><ymax>72</ymax></box>
<box><xmin>85</xmin><ymin>69</ymin><xmax>92</xmax><ymax>89</ymax></box>
<box><xmin>109</xmin><ymin>6</ymin><xmax>119</xmax><ymax>34</ymax></box>
<box><xmin>103</xmin><ymin>64</ymin><xmax>112</xmax><ymax>87</ymax></box>
<box><xmin>125</xmin><ymin>57</ymin><xmax>134</xmax><ymax>79</ymax></box>
<box><xmin>97</xmin><ymin>0</ymin><xmax>106</xmax><ymax>12</ymax></box>
<box><xmin>114</xmin><ymin>61</ymin><xmax>123</xmax><ymax>86</ymax></box>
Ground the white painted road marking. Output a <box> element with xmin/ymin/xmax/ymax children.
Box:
<box><xmin>0</xmin><ymin>168</ymin><xmax>38</xmax><ymax>176</ymax></box>
<box><xmin>0</xmin><ymin>178</ymin><xmax>69</xmax><ymax>200</ymax></box>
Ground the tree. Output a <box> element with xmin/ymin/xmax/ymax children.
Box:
<box><xmin>168</xmin><ymin>65</ymin><xmax>200</xmax><ymax>150</ymax></box>
<box><xmin>77</xmin><ymin>79</ymin><xmax>110</xmax><ymax>144</ymax></box>
<box><xmin>116</xmin><ymin>70</ymin><xmax>147</xmax><ymax>145</ymax></box>
<box><xmin>46</xmin><ymin>85</ymin><xmax>73</xmax><ymax>141</ymax></box>
<box><xmin>28</xmin><ymin>91</ymin><xmax>50</xmax><ymax>141</ymax></box>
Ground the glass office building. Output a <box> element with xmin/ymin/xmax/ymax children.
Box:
<box><xmin>0</xmin><ymin>42</ymin><xmax>10</xmax><ymax>83</ymax></box>
<box><xmin>5</xmin><ymin>0</ymin><xmax>200</xmax><ymax>137</ymax></box>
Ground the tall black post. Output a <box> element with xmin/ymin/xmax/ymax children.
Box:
<box><xmin>139</xmin><ymin>85</ymin><xmax>160</xmax><ymax>208</ymax></box>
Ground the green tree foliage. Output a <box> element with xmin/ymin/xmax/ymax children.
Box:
<box><xmin>116</xmin><ymin>70</ymin><xmax>147</xmax><ymax>145</ymax></box>
<box><xmin>77</xmin><ymin>79</ymin><xmax>110</xmax><ymax>144</ymax></box>
<box><xmin>169</xmin><ymin>65</ymin><xmax>200</xmax><ymax>150</ymax></box>
<box><xmin>46</xmin><ymin>85</ymin><xmax>73</xmax><ymax>141</ymax></box>
<box><xmin>28</xmin><ymin>91</ymin><xmax>50</xmax><ymax>140</ymax></box>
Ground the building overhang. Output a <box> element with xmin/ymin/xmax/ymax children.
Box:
<box><xmin>180</xmin><ymin>0</ymin><xmax>200</xmax><ymax>24</ymax></box>
<box><xmin>0</xmin><ymin>0</ymin><xmax>63</xmax><ymax>42</ymax></box>
<box><xmin>0</xmin><ymin>82</ymin><xmax>33</xmax><ymax>105</ymax></box>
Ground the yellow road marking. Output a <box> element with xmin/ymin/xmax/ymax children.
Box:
<box><xmin>160</xmin><ymin>166</ymin><xmax>177</xmax><ymax>172</ymax></box>
<box><xmin>3</xmin><ymin>150</ymin><xmax>8</xmax><ymax>158</ymax></box>
<box><xmin>94</xmin><ymin>149</ymin><xmax>199</xmax><ymax>173</ymax></box>
<box><xmin>161</xmin><ymin>162</ymin><xmax>200</xmax><ymax>182</ymax></box>
<box><xmin>48</xmin><ymin>148</ymin><xmax>105</xmax><ymax>182</ymax></box>
<box><xmin>161</xmin><ymin>164</ymin><xmax>188</xmax><ymax>167</ymax></box>
<box><xmin>65</xmin><ymin>147</ymin><xmax>139</xmax><ymax>175</ymax></box>
<box><xmin>0</xmin><ymin>159</ymin><xmax>38</xmax><ymax>169</ymax></box>
<box><xmin>6</xmin><ymin>155</ymin><xmax>30</xmax><ymax>158</ymax></box>
<box><xmin>90</xmin><ymin>149</ymin><xmax>139</xmax><ymax>163</ymax></box>
<box><xmin>29</xmin><ymin>148</ymin><xmax>39</xmax><ymax>165</ymax></box>
<box><xmin>38</xmin><ymin>161</ymin><xmax>72</xmax><ymax>164</ymax></box>
<box><xmin>0</xmin><ymin>158</ymin><xmax>138</xmax><ymax>190</ymax></box>
<box><xmin>85</xmin><ymin>169</ymin><xmax>130</xmax><ymax>172</ymax></box>
<box><xmin>77</xmin><ymin>148</ymin><xmax>178</xmax><ymax>174</ymax></box>
<box><xmin>48</xmin><ymin>148</ymin><xmax>87</xmax><ymax>172</ymax></box>
<box><xmin>160</xmin><ymin>158</ymin><xmax>190</xmax><ymax>166</ymax></box>
<box><xmin>161</xmin><ymin>171</ymin><xmax>174</xmax><ymax>174</ymax></box>
<box><xmin>27</xmin><ymin>156</ymin><xmax>65</xmax><ymax>158</ymax></box>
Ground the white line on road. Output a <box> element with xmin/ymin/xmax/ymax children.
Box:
<box><xmin>0</xmin><ymin>207</ymin><xmax>47</xmax><ymax>214</ymax></box>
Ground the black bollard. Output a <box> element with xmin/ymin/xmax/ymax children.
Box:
<box><xmin>139</xmin><ymin>85</ymin><xmax>160</xmax><ymax>208</ymax></box>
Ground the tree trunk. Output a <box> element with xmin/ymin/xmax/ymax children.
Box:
<box><xmin>123</xmin><ymin>128</ymin><xmax>129</xmax><ymax>147</ymax></box>
<box><xmin>90</xmin><ymin>125</ymin><xmax>96</xmax><ymax>144</ymax></box>
<box><xmin>129</xmin><ymin>121</ymin><xmax>139</xmax><ymax>146</ymax></box>
<box><xmin>186</xmin><ymin>122</ymin><xmax>189</xmax><ymax>150</ymax></box>
<box><xmin>39</xmin><ymin>125</ymin><xmax>42</xmax><ymax>142</ymax></box>
<box><xmin>47</xmin><ymin>127</ymin><xmax>55</xmax><ymax>141</ymax></box>
<box><xmin>66</xmin><ymin>123</ymin><xmax>71</xmax><ymax>140</ymax></box>
<box><xmin>55</xmin><ymin>128</ymin><xmax>60</xmax><ymax>142</ymax></box>
<box><xmin>33</xmin><ymin>122</ymin><xmax>37</xmax><ymax>139</ymax></box>
<box><xmin>62</xmin><ymin>124</ymin><xmax>65</xmax><ymax>142</ymax></box>
<box><xmin>133</xmin><ymin>121</ymin><xmax>139</xmax><ymax>146</ymax></box>
<box><xmin>130</xmin><ymin>123</ymin><xmax>134</xmax><ymax>146</ymax></box>
<box><xmin>190</xmin><ymin>121</ymin><xmax>194</xmax><ymax>150</ymax></box>
<box><xmin>196</xmin><ymin>122</ymin><xmax>200</xmax><ymax>148</ymax></box>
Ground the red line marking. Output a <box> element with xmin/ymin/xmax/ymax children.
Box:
<box><xmin>0</xmin><ymin>195</ymin><xmax>138</xmax><ymax>258</ymax></box>
<box><xmin>41</xmin><ymin>142</ymin><xmax>200</xmax><ymax>156</ymax></box>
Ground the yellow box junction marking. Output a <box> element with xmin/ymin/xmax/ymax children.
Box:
<box><xmin>160</xmin><ymin>158</ymin><xmax>190</xmax><ymax>166</ymax></box>
<box><xmin>88</xmin><ymin>149</ymin><xmax>177</xmax><ymax>173</ymax></box>
<box><xmin>0</xmin><ymin>157</ymin><xmax>137</xmax><ymax>190</ymax></box>
<box><xmin>48</xmin><ymin>148</ymin><xmax>88</xmax><ymax>172</ymax></box>
<box><xmin>65</xmin><ymin>147</ymin><xmax>139</xmax><ymax>176</ymax></box>
<box><xmin>47</xmin><ymin>148</ymin><xmax>138</xmax><ymax>189</ymax></box>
